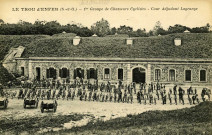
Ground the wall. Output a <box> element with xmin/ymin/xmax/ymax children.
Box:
<box><xmin>150</xmin><ymin>63</ymin><xmax>212</xmax><ymax>85</ymax></box>
<box><xmin>18</xmin><ymin>59</ymin><xmax>212</xmax><ymax>87</ymax></box>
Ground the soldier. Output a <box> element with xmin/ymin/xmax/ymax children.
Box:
<box><xmin>105</xmin><ymin>93</ymin><xmax>108</xmax><ymax>102</ymax></box>
<box><xmin>123</xmin><ymin>91</ymin><xmax>127</xmax><ymax>103</ymax></box>
<box><xmin>129</xmin><ymin>92</ymin><xmax>133</xmax><ymax>104</ymax></box>
<box><xmin>41</xmin><ymin>89</ymin><xmax>46</xmax><ymax>100</ymax></box>
<box><xmin>93</xmin><ymin>91</ymin><xmax>97</xmax><ymax>101</ymax></box>
<box><xmin>114</xmin><ymin>92</ymin><xmax>117</xmax><ymax>102</ymax></box>
<box><xmin>71</xmin><ymin>89</ymin><xmax>75</xmax><ymax>100</ymax></box>
<box><xmin>179</xmin><ymin>87</ymin><xmax>184</xmax><ymax>105</ymax></box>
<box><xmin>102</xmin><ymin>93</ymin><xmax>105</xmax><ymax>102</ymax></box>
<box><xmin>52</xmin><ymin>89</ymin><xmax>56</xmax><ymax>99</ymax></box>
<box><xmin>137</xmin><ymin>91</ymin><xmax>141</xmax><ymax>104</ymax></box>
<box><xmin>18</xmin><ymin>88</ymin><xmax>23</xmax><ymax>99</ymax></box>
<box><xmin>109</xmin><ymin>92</ymin><xmax>113</xmax><ymax>102</ymax></box>
<box><xmin>144</xmin><ymin>93</ymin><xmax>148</xmax><ymax>105</ymax></box>
<box><xmin>173</xmin><ymin>85</ymin><xmax>177</xmax><ymax>95</ymax></box>
<box><xmin>162</xmin><ymin>90</ymin><xmax>167</xmax><ymax>105</ymax></box>
<box><xmin>152</xmin><ymin>92</ymin><xmax>157</xmax><ymax>105</ymax></box>
<box><xmin>149</xmin><ymin>92</ymin><xmax>153</xmax><ymax>105</ymax></box>
<box><xmin>187</xmin><ymin>89</ymin><xmax>192</xmax><ymax>105</ymax></box>
<box><xmin>88</xmin><ymin>90</ymin><xmax>92</xmax><ymax>101</ymax></box>
<box><xmin>47</xmin><ymin>89</ymin><xmax>51</xmax><ymax>100</ymax></box>
<box><xmin>118</xmin><ymin>90</ymin><xmax>122</xmax><ymax>103</ymax></box>
<box><xmin>168</xmin><ymin>89</ymin><xmax>172</xmax><ymax>105</ymax></box>
<box><xmin>67</xmin><ymin>89</ymin><xmax>71</xmax><ymax>100</ymax></box>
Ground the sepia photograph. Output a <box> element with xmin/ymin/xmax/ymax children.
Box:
<box><xmin>0</xmin><ymin>0</ymin><xmax>211</xmax><ymax>134</ymax></box>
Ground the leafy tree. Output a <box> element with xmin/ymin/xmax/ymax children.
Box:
<box><xmin>117</xmin><ymin>25</ymin><xmax>133</xmax><ymax>35</ymax></box>
<box><xmin>152</xmin><ymin>21</ymin><xmax>163</xmax><ymax>36</ymax></box>
<box><xmin>0</xmin><ymin>19</ymin><xmax>4</xmax><ymax>25</ymax></box>
<box><xmin>190</xmin><ymin>23</ymin><xmax>210</xmax><ymax>33</ymax></box>
<box><xmin>91</xmin><ymin>18</ymin><xmax>110</xmax><ymax>37</ymax></box>
<box><xmin>136</xmin><ymin>29</ymin><xmax>147</xmax><ymax>37</ymax></box>
<box><xmin>110</xmin><ymin>27</ymin><xmax>117</xmax><ymax>35</ymax></box>
<box><xmin>168</xmin><ymin>24</ymin><xmax>188</xmax><ymax>34</ymax></box>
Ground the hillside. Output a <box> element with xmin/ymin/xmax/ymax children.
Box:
<box><xmin>59</xmin><ymin>101</ymin><xmax>212</xmax><ymax>134</ymax></box>
<box><xmin>0</xmin><ymin>33</ymin><xmax>211</xmax><ymax>60</ymax></box>
<box><xmin>22</xmin><ymin>33</ymin><xmax>212</xmax><ymax>59</ymax></box>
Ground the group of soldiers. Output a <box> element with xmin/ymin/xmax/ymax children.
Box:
<box><xmin>12</xmin><ymin>78</ymin><xmax>211</xmax><ymax>105</ymax></box>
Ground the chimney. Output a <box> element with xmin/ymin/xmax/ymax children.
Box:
<box><xmin>126</xmin><ymin>38</ymin><xmax>133</xmax><ymax>45</ymax></box>
<box><xmin>73</xmin><ymin>36</ymin><xmax>81</xmax><ymax>46</ymax></box>
<box><xmin>174</xmin><ymin>38</ymin><xmax>181</xmax><ymax>46</ymax></box>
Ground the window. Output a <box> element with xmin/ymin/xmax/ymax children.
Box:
<box><xmin>87</xmin><ymin>68</ymin><xmax>97</xmax><ymax>79</ymax></box>
<box><xmin>155</xmin><ymin>69</ymin><xmax>161</xmax><ymax>81</ymax></box>
<box><xmin>200</xmin><ymin>70</ymin><xmax>206</xmax><ymax>82</ymax></box>
<box><xmin>74</xmin><ymin>68</ymin><xmax>84</xmax><ymax>79</ymax></box>
<box><xmin>118</xmin><ymin>68</ymin><xmax>123</xmax><ymax>80</ymax></box>
<box><xmin>185</xmin><ymin>70</ymin><xmax>191</xmax><ymax>81</ymax></box>
<box><xmin>46</xmin><ymin>68</ymin><xmax>56</xmax><ymax>79</ymax></box>
<box><xmin>21</xmin><ymin>67</ymin><xmax>24</xmax><ymax>76</ymax></box>
<box><xmin>104</xmin><ymin>68</ymin><xmax>110</xmax><ymax>79</ymax></box>
<box><xmin>169</xmin><ymin>69</ymin><xmax>175</xmax><ymax>81</ymax></box>
<box><xmin>59</xmin><ymin>68</ymin><xmax>69</xmax><ymax>78</ymax></box>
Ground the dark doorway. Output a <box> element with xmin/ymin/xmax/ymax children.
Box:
<box><xmin>36</xmin><ymin>67</ymin><xmax>41</xmax><ymax>81</ymax></box>
<box><xmin>74</xmin><ymin>68</ymin><xmax>84</xmax><ymax>79</ymax></box>
<box><xmin>21</xmin><ymin>67</ymin><xmax>24</xmax><ymax>76</ymax></box>
<box><xmin>132</xmin><ymin>67</ymin><xmax>145</xmax><ymax>83</ymax></box>
<box><xmin>47</xmin><ymin>68</ymin><xmax>57</xmax><ymax>79</ymax></box>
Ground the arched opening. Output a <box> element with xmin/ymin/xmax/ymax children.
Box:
<box><xmin>59</xmin><ymin>68</ymin><xmax>69</xmax><ymax>78</ymax></box>
<box><xmin>36</xmin><ymin>67</ymin><xmax>41</xmax><ymax>81</ymax></box>
<box><xmin>46</xmin><ymin>67</ymin><xmax>57</xmax><ymax>79</ymax></box>
<box><xmin>132</xmin><ymin>67</ymin><xmax>146</xmax><ymax>83</ymax></box>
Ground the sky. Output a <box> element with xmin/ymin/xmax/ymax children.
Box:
<box><xmin>0</xmin><ymin>0</ymin><xmax>211</xmax><ymax>31</ymax></box>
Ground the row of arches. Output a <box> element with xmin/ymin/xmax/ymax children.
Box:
<box><xmin>35</xmin><ymin>67</ymin><xmax>147</xmax><ymax>83</ymax></box>
<box><xmin>35</xmin><ymin>67</ymin><xmax>99</xmax><ymax>81</ymax></box>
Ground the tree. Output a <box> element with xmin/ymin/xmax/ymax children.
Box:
<box><xmin>168</xmin><ymin>24</ymin><xmax>188</xmax><ymax>34</ymax></box>
<box><xmin>117</xmin><ymin>25</ymin><xmax>133</xmax><ymax>35</ymax></box>
<box><xmin>110</xmin><ymin>27</ymin><xmax>117</xmax><ymax>35</ymax></box>
<box><xmin>91</xmin><ymin>18</ymin><xmax>110</xmax><ymax>37</ymax></box>
<box><xmin>152</xmin><ymin>21</ymin><xmax>163</xmax><ymax>36</ymax></box>
<box><xmin>136</xmin><ymin>28</ymin><xmax>147</xmax><ymax>37</ymax></box>
<box><xmin>190</xmin><ymin>23</ymin><xmax>210</xmax><ymax>33</ymax></box>
<box><xmin>0</xmin><ymin>19</ymin><xmax>4</xmax><ymax>25</ymax></box>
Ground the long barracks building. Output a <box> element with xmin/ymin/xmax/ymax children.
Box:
<box><xmin>2</xmin><ymin>33</ymin><xmax>212</xmax><ymax>87</ymax></box>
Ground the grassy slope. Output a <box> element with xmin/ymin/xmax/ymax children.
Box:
<box><xmin>22</xmin><ymin>33</ymin><xmax>212</xmax><ymax>58</ymax></box>
<box><xmin>0</xmin><ymin>114</ymin><xmax>84</xmax><ymax>134</ymax></box>
<box><xmin>0</xmin><ymin>33</ymin><xmax>211</xmax><ymax>85</ymax></box>
<box><xmin>54</xmin><ymin>101</ymin><xmax>212</xmax><ymax>135</ymax></box>
<box><xmin>0</xmin><ymin>35</ymin><xmax>49</xmax><ymax>85</ymax></box>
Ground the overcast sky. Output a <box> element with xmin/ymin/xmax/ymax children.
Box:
<box><xmin>0</xmin><ymin>0</ymin><xmax>211</xmax><ymax>31</ymax></box>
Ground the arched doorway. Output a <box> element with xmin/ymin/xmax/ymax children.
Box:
<box><xmin>132</xmin><ymin>67</ymin><xmax>146</xmax><ymax>83</ymax></box>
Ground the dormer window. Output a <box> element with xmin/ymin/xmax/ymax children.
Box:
<box><xmin>174</xmin><ymin>38</ymin><xmax>181</xmax><ymax>46</ymax></box>
<box><xmin>126</xmin><ymin>38</ymin><xmax>133</xmax><ymax>45</ymax></box>
<box><xmin>73</xmin><ymin>36</ymin><xmax>81</xmax><ymax>46</ymax></box>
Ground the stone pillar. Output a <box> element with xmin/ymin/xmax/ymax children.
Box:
<box><xmin>146</xmin><ymin>63</ymin><xmax>151</xmax><ymax>84</ymax></box>
<box><xmin>126</xmin><ymin>64</ymin><xmax>131</xmax><ymax>84</ymax></box>
<box><xmin>28</xmin><ymin>60</ymin><xmax>32</xmax><ymax>80</ymax></box>
<box><xmin>57</xmin><ymin>68</ymin><xmax>60</xmax><ymax>79</ymax></box>
<box><xmin>42</xmin><ymin>67</ymin><xmax>46</xmax><ymax>79</ymax></box>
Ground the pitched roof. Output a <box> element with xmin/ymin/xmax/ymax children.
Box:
<box><xmin>5</xmin><ymin>33</ymin><xmax>212</xmax><ymax>59</ymax></box>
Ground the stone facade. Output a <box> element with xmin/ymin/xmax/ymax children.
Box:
<box><xmin>13</xmin><ymin>57</ymin><xmax>212</xmax><ymax>86</ymax></box>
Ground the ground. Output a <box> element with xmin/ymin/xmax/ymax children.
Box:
<box><xmin>0</xmin><ymin>87</ymin><xmax>211</xmax><ymax>135</ymax></box>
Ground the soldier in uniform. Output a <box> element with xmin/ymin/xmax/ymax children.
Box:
<box><xmin>168</xmin><ymin>89</ymin><xmax>172</xmax><ymax>105</ymax></box>
<box><xmin>137</xmin><ymin>91</ymin><xmax>141</xmax><ymax>104</ymax></box>
<box><xmin>123</xmin><ymin>91</ymin><xmax>127</xmax><ymax>103</ymax></box>
<box><xmin>179</xmin><ymin>87</ymin><xmax>185</xmax><ymax>105</ymax></box>
<box><xmin>144</xmin><ymin>93</ymin><xmax>148</xmax><ymax>105</ymax></box>
<box><xmin>118</xmin><ymin>90</ymin><xmax>122</xmax><ymax>103</ymax></box>
<box><xmin>149</xmin><ymin>92</ymin><xmax>153</xmax><ymax>105</ymax></box>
